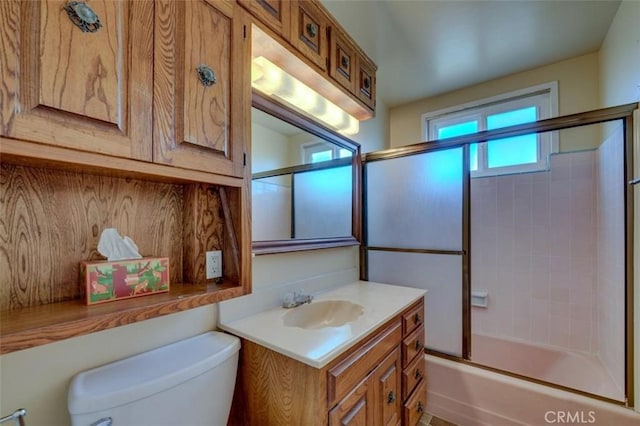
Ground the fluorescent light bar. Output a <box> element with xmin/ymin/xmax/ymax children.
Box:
<box><xmin>251</xmin><ymin>56</ymin><xmax>360</xmax><ymax>136</ymax></box>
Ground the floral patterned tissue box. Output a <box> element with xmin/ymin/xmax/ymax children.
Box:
<box><xmin>82</xmin><ymin>258</ymin><xmax>170</xmax><ymax>305</ymax></box>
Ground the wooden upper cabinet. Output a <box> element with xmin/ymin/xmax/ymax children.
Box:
<box><xmin>329</xmin><ymin>28</ymin><xmax>357</xmax><ymax>93</ymax></box>
<box><xmin>0</xmin><ymin>0</ymin><xmax>153</xmax><ymax>160</ymax></box>
<box><xmin>238</xmin><ymin>0</ymin><xmax>290</xmax><ymax>39</ymax></box>
<box><xmin>153</xmin><ymin>0</ymin><xmax>249</xmax><ymax>178</ymax></box>
<box><xmin>290</xmin><ymin>0</ymin><xmax>328</xmax><ymax>71</ymax></box>
<box><xmin>357</xmin><ymin>55</ymin><xmax>376</xmax><ymax>111</ymax></box>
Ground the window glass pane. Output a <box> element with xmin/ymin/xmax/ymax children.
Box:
<box><xmin>311</xmin><ymin>150</ymin><xmax>332</xmax><ymax>163</ymax></box>
<box><xmin>437</xmin><ymin>121</ymin><xmax>478</xmax><ymax>139</ymax></box>
<box><xmin>469</xmin><ymin>143</ymin><xmax>478</xmax><ymax>171</ymax></box>
<box><xmin>487</xmin><ymin>106</ymin><xmax>536</xmax><ymax>130</ymax></box>
<box><xmin>338</xmin><ymin>148</ymin><xmax>352</xmax><ymax>158</ymax></box>
<box><xmin>487</xmin><ymin>135</ymin><xmax>537</xmax><ymax>168</ymax></box>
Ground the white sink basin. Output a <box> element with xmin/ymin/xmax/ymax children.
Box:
<box><xmin>283</xmin><ymin>300</ymin><xmax>364</xmax><ymax>329</ymax></box>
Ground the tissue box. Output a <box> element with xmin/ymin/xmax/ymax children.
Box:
<box><xmin>82</xmin><ymin>258</ymin><xmax>170</xmax><ymax>305</ymax></box>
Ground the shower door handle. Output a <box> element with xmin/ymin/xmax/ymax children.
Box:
<box><xmin>628</xmin><ymin>177</ymin><xmax>640</xmax><ymax>185</ymax></box>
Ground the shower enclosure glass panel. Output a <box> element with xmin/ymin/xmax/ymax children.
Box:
<box><xmin>293</xmin><ymin>166</ymin><xmax>352</xmax><ymax>239</ymax></box>
<box><xmin>368</xmin><ymin>251</ymin><xmax>463</xmax><ymax>356</ymax></box>
<box><xmin>365</xmin><ymin>147</ymin><xmax>465</xmax><ymax>356</ymax></box>
<box><xmin>366</xmin><ymin>148</ymin><xmax>463</xmax><ymax>250</ymax></box>
<box><xmin>470</xmin><ymin>121</ymin><xmax>626</xmax><ymax>402</ymax></box>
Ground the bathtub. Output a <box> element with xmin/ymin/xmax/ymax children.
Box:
<box><xmin>426</xmin><ymin>355</ymin><xmax>640</xmax><ymax>425</ymax></box>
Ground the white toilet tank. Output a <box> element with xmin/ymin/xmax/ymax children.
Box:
<box><xmin>68</xmin><ymin>331</ymin><xmax>240</xmax><ymax>426</ymax></box>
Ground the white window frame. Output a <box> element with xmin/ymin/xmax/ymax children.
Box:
<box><xmin>422</xmin><ymin>82</ymin><xmax>559</xmax><ymax>178</ymax></box>
<box><xmin>301</xmin><ymin>141</ymin><xmax>352</xmax><ymax>164</ymax></box>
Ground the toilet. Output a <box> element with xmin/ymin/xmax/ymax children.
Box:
<box><xmin>68</xmin><ymin>331</ymin><xmax>240</xmax><ymax>426</ymax></box>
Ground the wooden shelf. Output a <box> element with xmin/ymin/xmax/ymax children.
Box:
<box><xmin>0</xmin><ymin>282</ymin><xmax>247</xmax><ymax>355</ymax></box>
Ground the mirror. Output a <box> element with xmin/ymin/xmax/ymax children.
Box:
<box><xmin>251</xmin><ymin>93</ymin><xmax>361</xmax><ymax>254</ymax></box>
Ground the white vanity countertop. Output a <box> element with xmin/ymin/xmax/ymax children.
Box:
<box><xmin>219</xmin><ymin>281</ymin><xmax>425</xmax><ymax>368</ymax></box>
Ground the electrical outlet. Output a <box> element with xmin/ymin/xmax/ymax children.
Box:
<box><xmin>206</xmin><ymin>250</ymin><xmax>222</xmax><ymax>280</ymax></box>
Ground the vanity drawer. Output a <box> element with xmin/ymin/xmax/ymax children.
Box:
<box><xmin>328</xmin><ymin>320</ymin><xmax>402</xmax><ymax>406</ymax></box>
<box><xmin>403</xmin><ymin>378</ymin><xmax>427</xmax><ymax>426</ymax></box>
<box><xmin>402</xmin><ymin>351</ymin><xmax>425</xmax><ymax>398</ymax></box>
<box><xmin>402</xmin><ymin>325</ymin><xmax>424</xmax><ymax>367</ymax></box>
<box><xmin>402</xmin><ymin>299</ymin><xmax>424</xmax><ymax>337</ymax></box>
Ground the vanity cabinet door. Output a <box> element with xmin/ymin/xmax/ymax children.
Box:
<box><xmin>1</xmin><ymin>0</ymin><xmax>153</xmax><ymax>160</ymax></box>
<box><xmin>153</xmin><ymin>0</ymin><xmax>249</xmax><ymax>178</ymax></box>
<box><xmin>329</xmin><ymin>376</ymin><xmax>374</xmax><ymax>426</ymax></box>
<box><xmin>238</xmin><ymin>0</ymin><xmax>290</xmax><ymax>38</ymax></box>
<box><xmin>290</xmin><ymin>0</ymin><xmax>328</xmax><ymax>71</ymax></box>
<box><xmin>373</xmin><ymin>347</ymin><xmax>402</xmax><ymax>426</ymax></box>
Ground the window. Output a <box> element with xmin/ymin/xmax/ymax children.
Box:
<box><xmin>302</xmin><ymin>141</ymin><xmax>353</xmax><ymax>164</ymax></box>
<box><xmin>423</xmin><ymin>82</ymin><xmax>558</xmax><ymax>177</ymax></box>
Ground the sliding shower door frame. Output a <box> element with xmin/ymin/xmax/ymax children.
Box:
<box><xmin>361</xmin><ymin>102</ymin><xmax>638</xmax><ymax>407</ymax></box>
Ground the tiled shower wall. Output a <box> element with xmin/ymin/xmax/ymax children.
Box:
<box><xmin>596</xmin><ymin>124</ymin><xmax>625</xmax><ymax>394</ymax></box>
<box><xmin>471</xmin><ymin>150</ymin><xmax>599</xmax><ymax>353</ymax></box>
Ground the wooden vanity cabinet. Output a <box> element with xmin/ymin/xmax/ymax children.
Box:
<box><xmin>1</xmin><ymin>0</ymin><xmax>153</xmax><ymax>161</ymax></box>
<box><xmin>230</xmin><ymin>297</ymin><xmax>426</xmax><ymax>426</ymax></box>
<box><xmin>401</xmin><ymin>298</ymin><xmax>427</xmax><ymax>426</ymax></box>
<box><xmin>153</xmin><ymin>0</ymin><xmax>250</xmax><ymax>178</ymax></box>
<box><xmin>290</xmin><ymin>0</ymin><xmax>328</xmax><ymax>71</ymax></box>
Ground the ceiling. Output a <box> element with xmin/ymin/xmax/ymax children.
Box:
<box><xmin>322</xmin><ymin>0</ymin><xmax>621</xmax><ymax>108</ymax></box>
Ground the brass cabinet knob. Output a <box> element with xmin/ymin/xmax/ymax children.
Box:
<box><xmin>196</xmin><ymin>65</ymin><xmax>217</xmax><ymax>87</ymax></box>
<box><xmin>64</xmin><ymin>1</ymin><xmax>102</xmax><ymax>33</ymax></box>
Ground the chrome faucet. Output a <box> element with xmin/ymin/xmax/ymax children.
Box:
<box><xmin>282</xmin><ymin>290</ymin><xmax>314</xmax><ymax>308</ymax></box>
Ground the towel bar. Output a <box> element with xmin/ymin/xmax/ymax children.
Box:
<box><xmin>0</xmin><ymin>409</ymin><xmax>26</xmax><ymax>426</ymax></box>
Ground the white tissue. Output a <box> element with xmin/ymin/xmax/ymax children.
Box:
<box><xmin>97</xmin><ymin>228</ymin><xmax>142</xmax><ymax>261</ymax></box>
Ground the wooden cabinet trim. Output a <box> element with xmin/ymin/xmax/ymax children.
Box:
<box><xmin>328</xmin><ymin>319</ymin><xmax>402</xmax><ymax>406</ymax></box>
<box><xmin>402</xmin><ymin>299</ymin><xmax>425</xmax><ymax>336</ymax></box>
<box><xmin>403</xmin><ymin>379</ymin><xmax>427</xmax><ymax>426</ymax></box>
<box><xmin>402</xmin><ymin>324</ymin><xmax>425</xmax><ymax>367</ymax></box>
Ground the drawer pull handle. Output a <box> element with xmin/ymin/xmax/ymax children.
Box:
<box><xmin>417</xmin><ymin>401</ymin><xmax>424</xmax><ymax>414</ymax></box>
<box><xmin>341</xmin><ymin>56</ymin><xmax>349</xmax><ymax>69</ymax></box>
<box><xmin>415</xmin><ymin>339</ymin><xmax>422</xmax><ymax>350</ymax></box>
<box><xmin>386</xmin><ymin>390</ymin><xmax>395</xmax><ymax>404</ymax></box>
<box><xmin>306</xmin><ymin>22</ymin><xmax>318</xmax><ymax>38</ymax></box>
<box><xmin>196</xmin><ymin>65</ymin><xmax>217</xmax><ymax>87</ymax></box>
<box><xmin>413</xmin><ymin>313</ymin><xmax>421</xmax><ymax>325</ymax></box>
<box><xmin>64</xmin><ymin>1</ymin><xmax>102</xmax><ymax>33</ymax></box>
<box><xmin>363</xmin><ymin>77</ymin><xmax>371</xmax><ymax>90</ymax></box>
<box><xmin>414</xmin><ymin>368</ymin><xmax>422</xmax><ymax>380</ymax></box>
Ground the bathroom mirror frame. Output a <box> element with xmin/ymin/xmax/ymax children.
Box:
<box><xmin>251</xmin><ymin>91</ymin><xmax>362</xmax><ymax>255</ymax></box>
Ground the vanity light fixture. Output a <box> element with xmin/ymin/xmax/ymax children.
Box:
<box><xmin>251</xmin><ymin>56</ymin><xmax>360</xmax><ymax>136</ymax></box>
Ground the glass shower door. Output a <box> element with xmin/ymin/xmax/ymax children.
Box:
<box><xmin>364</xmin><ymin>147</ymin><xmax>467</xmax><ymax>356</ymax></box>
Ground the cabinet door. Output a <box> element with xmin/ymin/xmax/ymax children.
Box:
<box><xmin>373</xmin><ymin>348</ymin><xmax>402</xmax><ymax>426</ymax></box>
<box><xmin>357</xmin><ymin>55</ymin><xmax>376</xmax><ymax>110</ymax></box>
<box><xmin>154</xmin><ymin>0</ymin><xmax>249</xmax><ymax>178</ymax></box>
<box><xmin>238</xmin><ymin>0</ymin><xmax>290</xmax><ymax>38</ymax></box>
<box><xmin>329</xmin><ymin>28</ymin><xmax>356</xmax><ymax>93</ymax></box>
<box><xmin>329</xmin><ymin>377</ymin><xmax>374</xmax><ymax>426</ymax></box>
<box><xmin>290</xmin><ymin>0</ymin><xmax>327</xmax><ymax>71</ymax></box>
<box><xmin>1</xmin><ymin>0</ymin><xmax>153</xmax><ymax>160</ymax></box>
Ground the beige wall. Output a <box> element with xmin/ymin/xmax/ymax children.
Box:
<box><xmin>389</xmin><ymin>52</ymin><xmax>601</xmax><ymax>150</ymax></box>
<box><xmin>599</xmin><ymin>1</ymin><xmax>640</xmax><ymax>108</ymax></box>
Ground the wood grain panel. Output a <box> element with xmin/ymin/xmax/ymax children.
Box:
<box><xmin>183</xmin><ymin>0</ymin><xmax>230</xmax><ymax>152</ymax></box>
<box><xmin>238</xmin><ymin>0</ymin><xmax>290</xmax><ymax>38</ymax></box>
<box><xmin>0</xmin><ymin>164</ymin><xmax>183</xmax><ymax>310</ymax></box>
<box><xmin>402</xmin><ymin>325</ymin><xmax>425</xmax><ymax>367</ymax></box>
<box><xmin>153</xmin><ymin>0</ymin><xmax>248</xmax><ymax>178</ymax></box>
<box><xmin>234</xmin><ymin>338</ymin><xmax>327</xmax><ymax>426</ymax></box>
<box><xmin>374</xmin><ymin>347</ymin><xmax>401</xmax><ymax>426</ymax></box>
<box><xmin>329</xmin><ymin>377</ymin><xmax>371</xmax><ymax>426</ymax></box>
<box><xmin>2</xmin><ymin>0</ymin><xmax>153</xmax><ymax>160</ymax></box>
<box><xmin>39</xmin><ymin>0</ymin><xmax>121</xmax><ymax>124</ymax></box>
<box><xmin>182</xmin><ymin>183</ymin><xmax>225</xmax><ymax>284</ymax></box>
